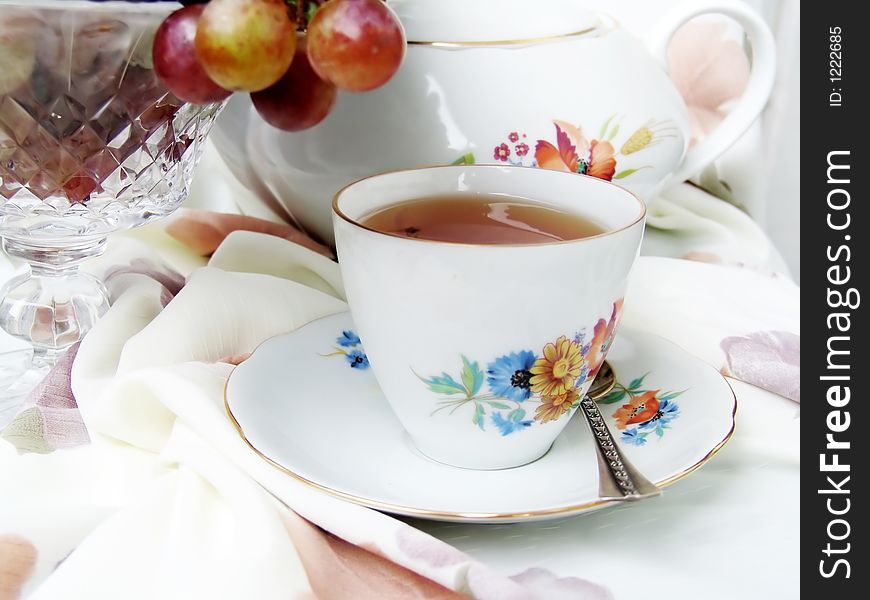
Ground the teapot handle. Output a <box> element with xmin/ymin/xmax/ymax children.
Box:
<box><xmin>647</xmin><ymin>0</ymin><xmax>776</xmax><ymax>189</ymax></box>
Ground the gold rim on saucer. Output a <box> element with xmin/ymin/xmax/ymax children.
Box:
<box><xmin>223</xmin><ymin>359</ymin><xmax>737</xmax><ymax>522</ymax></box>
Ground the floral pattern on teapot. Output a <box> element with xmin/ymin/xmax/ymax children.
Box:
<box><xmin>487</xmin><ymin>116</ymin><xmax>678</xmax><ymax>181</ymax></box>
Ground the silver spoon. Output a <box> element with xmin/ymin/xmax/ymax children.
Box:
<box><xmin>582</xmin><ymin>362</ymin><xmax>662</xmax><ymax>501</ymax></box>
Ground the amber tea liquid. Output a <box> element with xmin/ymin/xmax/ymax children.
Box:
<box><xmin>359</xmin><ymin>193</ymin><xmax>606</xmax><ymax>244</ymax></box>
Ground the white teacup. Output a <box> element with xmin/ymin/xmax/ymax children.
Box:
<box><xmin>333</xmin><ymin>166</ymin><xmax>645</xmax><ymax>469</ymax></box>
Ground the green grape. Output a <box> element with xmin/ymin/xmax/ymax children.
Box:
<box><xmin>195</xmin><ymin>0</ymin><xmax>296</xmax><ymax>93</ymax></box>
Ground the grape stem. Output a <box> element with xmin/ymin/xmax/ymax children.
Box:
<box><xmin>295</xmin><ymin>0</ymin><xmax>305</xmax><ymax>30</ymax></box>
<box><xmin>290</xmin><ymin>0</ymin><xmax>326</xmax><ymax>31</ymax></box>
<box><xmin>289</xmin><ymin>0</ymin><xmax>391</xmax><ymax>32</ymax></box>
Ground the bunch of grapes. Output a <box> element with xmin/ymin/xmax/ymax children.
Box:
<box><xmin>153</xmin><ymin>0</ymin><xmax>405</xmax><ymax>131</ymax></box>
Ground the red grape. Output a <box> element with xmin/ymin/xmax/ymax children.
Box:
<box><xmin>251</xmin><ymin>44</ymin><xmax>337</xmax><ymax>131</ymax></box>
<box><xmin>153</xmin><ymin>5</ymin><xmax>231</xmax><ymax>104</ymax></box>
<box><xmin>195</xmin><ymin>0</ymin><xmax>297</xmax><ymax>93</ymax></box>
<box><xmin>307</xmin><ymin>0</ymin><xmax>405</xmax><ymax>92</ymax></box>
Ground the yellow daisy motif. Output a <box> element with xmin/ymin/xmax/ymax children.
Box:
<box><xmin>529</xmin><ymin>335</ymin><xmax>584</xmax><ymax>397</ymax></box>
<box><xmin>535</xmin><ymin>389</ymin><xmax>579</xmax><ymax>424</ymax></box>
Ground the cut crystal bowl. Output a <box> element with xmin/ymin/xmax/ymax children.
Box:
<box><xmin>0</xmin><ymin>0</ymin><xmax>222</xmax><ymax>400</ymax></box>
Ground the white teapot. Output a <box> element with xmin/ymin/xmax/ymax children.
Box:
<box><xmin>211</xmin><ymin>0</ymin><xmax>775</xmax><ymax>245</ymax></box>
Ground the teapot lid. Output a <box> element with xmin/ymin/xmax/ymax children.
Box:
<box><xmin>388</xmin><ymin>0</ymin><xmax>600</xmax><ymax>44</ymax></box>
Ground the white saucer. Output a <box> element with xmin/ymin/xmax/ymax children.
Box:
<box><xmin>226</xmin><ymin>312</ymin><xmax>736</xmax><ymax>523</ymax></box>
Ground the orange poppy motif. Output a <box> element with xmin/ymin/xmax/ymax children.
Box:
<box><xmin>487</xmin><ymin>116</ymin><xmax>675</xmax><ymax>182</ymax></box>
<box><xmin>587</xmin><ymin>140</ymin><xmax>617</xmax><ymax>180</ymax></box>
<box><xmin>586</xmin><ymin>299</ymin><xmax>624</xmax><ymax>377</ymax></box>
<box><xmin>613</xmin><ymin>390</ymin><xmax>662</xmax><ymax>430</ymax></box>
<box><xmin>534</xmin><ymin>121</ymin><xmax>617</xmax><ymax>181</ymax></box>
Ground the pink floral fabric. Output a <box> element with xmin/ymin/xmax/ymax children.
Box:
<box><xmin>1</xmin><ymin>345</ymin><xmax>87</xmax><ymax>454</ymax></box>
<box><xmin>721</xmin><ymin>331</ymin><xmax>800</xmax><ymax>402</ymax></box>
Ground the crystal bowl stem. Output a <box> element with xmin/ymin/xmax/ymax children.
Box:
<box><xmin>0</xmin><ymin>237</ymin><xmax>110</xmax><ymax>366</ymax></box>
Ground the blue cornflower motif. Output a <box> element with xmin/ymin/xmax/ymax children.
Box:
<box><xmin>638</xmin><ymin>398</ymin><xmax>680</xmax><ymax>437</ymax></box>
<box><xmin>574</xmin><ymin>364</ymin><xmax>591</xmax><ymax>390</ymax></box>
<box><xmin>621</xmin><ymin>428</ymin><xmax>648</xmax><ymax>446</ymax></box>
<box><xmin>486</xmin><ymin>350</ymin><xmax>537</xmax><ymax>402</ymax></box>
<box><xmin>345</xmin><ymin>348</ymin><xmax>369</xmax><ymax>369</ymax></box>
<box><xmin>491</xmin><ymin>411</ymin><xmax>533</xmax><ymax>436</ymax></box>
<box><xmin>572</xmin><ymin>331</ymin><xmax>592</xmax><ymax>356</ymax></box>
<box><xmin>336</xmin><ymin>330</ymin><xmax>361</xmax><ymax>348</ymax></box>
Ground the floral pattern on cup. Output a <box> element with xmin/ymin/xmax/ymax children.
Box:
<box><xmin>415</xmin><ymin>300</ymin><xmax>624</xmax><ymax>435</ymax></box>
<box><xmin>323</xmin><ymin>330</ymin><xmax>370</xmax><ymax>369</ymax></box>
<box><xmin>596</xmin><ymin>373</ymin><xmax>684</xmax><ymax>446</ymax></box>
<box><xmin>489</xmin><ymin>117</ymin><xmax>678</xmax><ymax>181</ymax></box>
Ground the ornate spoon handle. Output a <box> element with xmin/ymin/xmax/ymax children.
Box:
<box><xmin>578</xmin><ymin>395</ymin><xmax>662</xmax><ymax>501</ymax></box>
